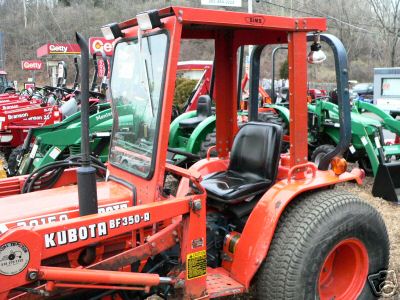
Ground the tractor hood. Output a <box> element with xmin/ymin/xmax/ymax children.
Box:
<box><xmin>0</xmin><ymin>180</ymin><xmax>133</xmax><ymax>234</ymax></box>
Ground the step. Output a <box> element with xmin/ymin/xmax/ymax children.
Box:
<box><xmin>207</xmin><ymin>267</ymin><xmax>245</xmax><ymax>298</ymax></box>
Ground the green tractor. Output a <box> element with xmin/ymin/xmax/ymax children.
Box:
<box><xmin>7</xmin><ymin>52</ymin><xmax>111</xmax><ymax>176</ymax></box>
<box><xmin>0</xmin><ymin>70</ymin><xmax>15</xmax><ymax>94</ymax></box>
<box><xmin>10</xmin><ymin>60</ymin><xmax>214</xmax><ymax>177</ymax></box>
<box><xmin>306</xmin><ymin>97</ymin><xmax>400</xmax><ymax>202</ymax></box>
<box><xmin>264</xmin><ymin>43</ymin><xmax>400</xmax><ymax>203</ymax></box>
<box><xmin>308</xmin><ymin>98</ymin><xmax>400</xmax><ymax>175</ymax></box>
<box><xmin>168</xmin><ymin>52</ymin><xmax>290</xmax><ymax>165</ymax></box>
<box><xmin>12</xmin><ymin>103</ymin><xmax>112</xmax><ymax>176</ymax></box>
<box><xmin>168</xmin><ymin>96</ymin><xmax>290</xmax><ymax>165</ymax></box>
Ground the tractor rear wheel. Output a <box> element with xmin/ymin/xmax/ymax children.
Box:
<box><xmin>256</xmin><ymin>190</ymin><xmax>389</xmax><ymax>300</ymax></box>
<box><xmin>258</xmin><ymin>111</ymin><xmax>288</xmax><ymax>135</ymax></box>
<box><xmin>199</xmin><ymin>130</ymin><xmax>217</xmax><ymax>158</ymax></box>
<box><xmin>258</xmin><ymin>111</ymin><xmax>289</xmax><ymax>152</ymax></box>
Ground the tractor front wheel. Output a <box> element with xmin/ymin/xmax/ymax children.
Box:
<box><xmin>7</xmin><ymin>145</ymin><xmax>24</xmax><ymax>176</ymax></box>
<box><xmin>358</xmin><ymin>156</ymin><xmax>373</xmax><ymax>176</ymax></box>
<box><xmin>256</xmin><ymin>190</ymin><xmax>389</xmax><ymax>300</ymax></box>
<box><xmin>311</xmin><ymin>144</ymin><xmax>335</xmax><ymax>166</ymax></box>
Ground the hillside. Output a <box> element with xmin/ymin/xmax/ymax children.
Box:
<box><xmin>0</xmin><ymin>0</ymin><xmax>397</xmax><ymax>86</ymax></box>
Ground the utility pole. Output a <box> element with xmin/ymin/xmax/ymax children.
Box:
<box><xmin>0</xmin><ymin>32</ymin><xmax>4</xmax><ymax>70</ymax></box>
<box><xmin>290</xmin><ymin>0</ymin><xmax>293</xmax><ymax>16</ymax></box>
<box><xmin>23</xmin><ymin>0</ymin><xmax>27</xmax><ymax>28</ymax></box>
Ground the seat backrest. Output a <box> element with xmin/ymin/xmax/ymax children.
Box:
<box><xmin>229</xmin><ymin>122</ymin><xmax>283</xmax><ymax>181</ymax></box>
<box><xmin>196</xmin><ymin>95</ymin><xmax>212</xmax><ymax>118</ymax></box>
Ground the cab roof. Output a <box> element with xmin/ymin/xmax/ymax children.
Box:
<box><xmin>0</xmin><ymin>70</ymin><xmax>6</xmax><ymax>75</ymax></box>
<box><xmin>117</xmin><ymin>6</ymin><xmax>326</xmax><ymax>33</ymax></box>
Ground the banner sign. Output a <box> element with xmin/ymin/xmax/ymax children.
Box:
<box><xmin>24</xmin><ymin>82</ymin><xmax>35</xmax><ymax>90</ymax></box>
<box><xmin>37</xmin><ymin>43</ymin><xmax>80</xmax><ymax>57</ymax></box>
<box><xmin>89</xmin><ymin>37</ymin><xmax>115</xmax><ymax>56</ymax></box>
<box><xmin>21</xmin><ymin>60</ymin><xmax>43</xmax><ymax>70</ymax></box>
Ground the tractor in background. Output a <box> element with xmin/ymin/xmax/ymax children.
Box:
<box><xmin>0</xmin><ymin>7</ymin><xmax>389</xmax><ymax>300</ymax></box>
<box><xmin>0</xmin><ymin>70</ymin><xmax>15</xmax><ymax>94</ymax></box>
<box><xmin>262</xmin><ymin>45</ymin><xmax>400</xmax><ymax>203</ymax></box>
<box><xmin>307</xmin><ymin>97</ymin><xmax>400</xmax><ymax>202</ymax></box>
<box><xmin>168</xmin><ymin>56</ymin><xmax>290</xmax><ymax>165</ymax></box>
<box><xmin>6</xmin><ymin>52</ymin><xmax>110</xmax><ymax>176</ymax></box>
<box><xmin>7</xmin><ymin>59</ymin><xmax>212</xmax><ymax>177</ymax></box>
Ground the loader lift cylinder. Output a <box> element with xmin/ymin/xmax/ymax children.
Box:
<box><xmin>76</xmin><ymin>32</ymin><xmax>98</xmax><ymax>216</ymax></box>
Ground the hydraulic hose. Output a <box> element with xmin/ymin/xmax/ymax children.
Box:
<box><xmin>21</xmin><ymin>155</ymin><xmax>106</xmax><ymax>194</ymax></box>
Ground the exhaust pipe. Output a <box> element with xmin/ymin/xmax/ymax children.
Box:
<box><xmin>76</xmin><ymin>32</ymin><xmax>98</xmax><ymax>216</ymax></box>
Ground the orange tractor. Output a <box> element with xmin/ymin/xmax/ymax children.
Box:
<box><xmin>0</xmin><ymin>7</ymin><xmax>389</xmax><ymax>300</ymax></box>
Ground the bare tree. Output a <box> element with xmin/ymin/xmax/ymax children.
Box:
<box><xmin>368</xmin><ymin>0</ymin><xmax>400</xmax><ymax>67</ymax></box>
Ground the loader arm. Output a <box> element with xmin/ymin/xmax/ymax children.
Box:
<box><xmin>0</xmin><ymin>164</ymin><xmax>206</xmax><ymax>299</ymax></box>
<box><xmin>353</xmin><ymin>99</ymin><xmax>400</xmax><ymax>136</ymax></box>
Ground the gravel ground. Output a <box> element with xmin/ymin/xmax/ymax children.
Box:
<box><xmin>340</xmin><ymin>176</ymin><xmax>400</xmax><ymax>300</ymax></box>
<box><xmin>340</xmin><ymin>176</ymin><xmax>400</xmax><ymax>279</ymax></box>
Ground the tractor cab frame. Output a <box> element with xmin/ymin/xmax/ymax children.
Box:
<box><xmin>0</xmin><ymin>7</ymin><xmax>387</xmax><ymax>300</ymax></box>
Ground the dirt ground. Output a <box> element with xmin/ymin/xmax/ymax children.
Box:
<box><xmin>340</xmin><ymin>176</ymin><xmax>400</xmax><ymax>279</ymax></box>
<box><xmin>339</xmin><ymin>176</ymin><xmax>400</xmax><ymax>300</ymax></box>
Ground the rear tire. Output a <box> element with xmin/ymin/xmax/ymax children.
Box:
<box><xmin>199</xmin><ymin>130</ymin><xmax>217</xmax><ymax>158</ymax></box>
<box><xmin>258</xmin><ymin>111</ymin><xmax>289</xmax><ymax>152</ymax></box>
<box><xmin>256</xmin><ymin>190</ymin><xmax>389</xmax><ymax>300</ymax></box>
<box><xmin>258</xmin><ymin>111</ymin><xmax>288</xmax><ymax>135</ymax></box>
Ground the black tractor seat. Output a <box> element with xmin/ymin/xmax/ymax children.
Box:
<box><xmin>201</xmin><ymin>122</ymin><xmax>283</xmax><ymax>204</ymax></box>
<box><xmin>179</xmin><ymin>95</ymin><xmax>212</xmax><ymax>129</ymax></box>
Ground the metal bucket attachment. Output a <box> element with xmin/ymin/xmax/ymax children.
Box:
<box><xmin>372</xmin><ymin>162</ymin><xmax>400</xmax><ymax>203</ymax></box>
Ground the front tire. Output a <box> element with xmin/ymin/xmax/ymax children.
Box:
<box><xmin>256</xmin><ymin>190</ymin><xmax>389</xmax><ymax>300</ymax></box>
<box><xmin>311</xmin><ymin>144</ymin><xmax>335</xmax><ymax>166</ymax></box>
<box><xmin>7</xmin><ymin>145</ymin><xmax>24</xmax><ymax>176</ymax></box>
<box><xmin>358</xmin><ymin>156</ymin><xmax>373</xmax><ymax>176</ymax></box>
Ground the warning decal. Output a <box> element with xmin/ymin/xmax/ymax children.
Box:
<box><xmin>0</xmin><ymin>242</ymin><xmax>30</xmax><ymax>276</ymax></box>
<box><xmin>186</xmin><ymin>250</ymin><xmax>207</xmax><ymax>280</ymax></box>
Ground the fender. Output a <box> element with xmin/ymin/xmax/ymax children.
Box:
<box><xmin>168</xmin><ymin>110</ymin><xmax>196</xmax><ymax>147</ymax></box>
<box><xmin>266</xmin><ymin>104</ymin><xmax>290</xmax><ymax>126</ymax></box>
<box><xmin>177</xmin><ymin>158</ymin><xmax>363</xmax><ymax>288</ymax></box>
<box><xmin>185</xmin><ymin>115</ymin><xmax>216</xmax><ymax>154</ymax></box>
<box><xmin>176</xmin><ymin>157</ymin><xmax>229</xmax><ymax>196</ymax></box>
<box><xmin>229</xmin><ymin>168</ymin><xmax>364</xmax><ymax>287</ymax></box>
